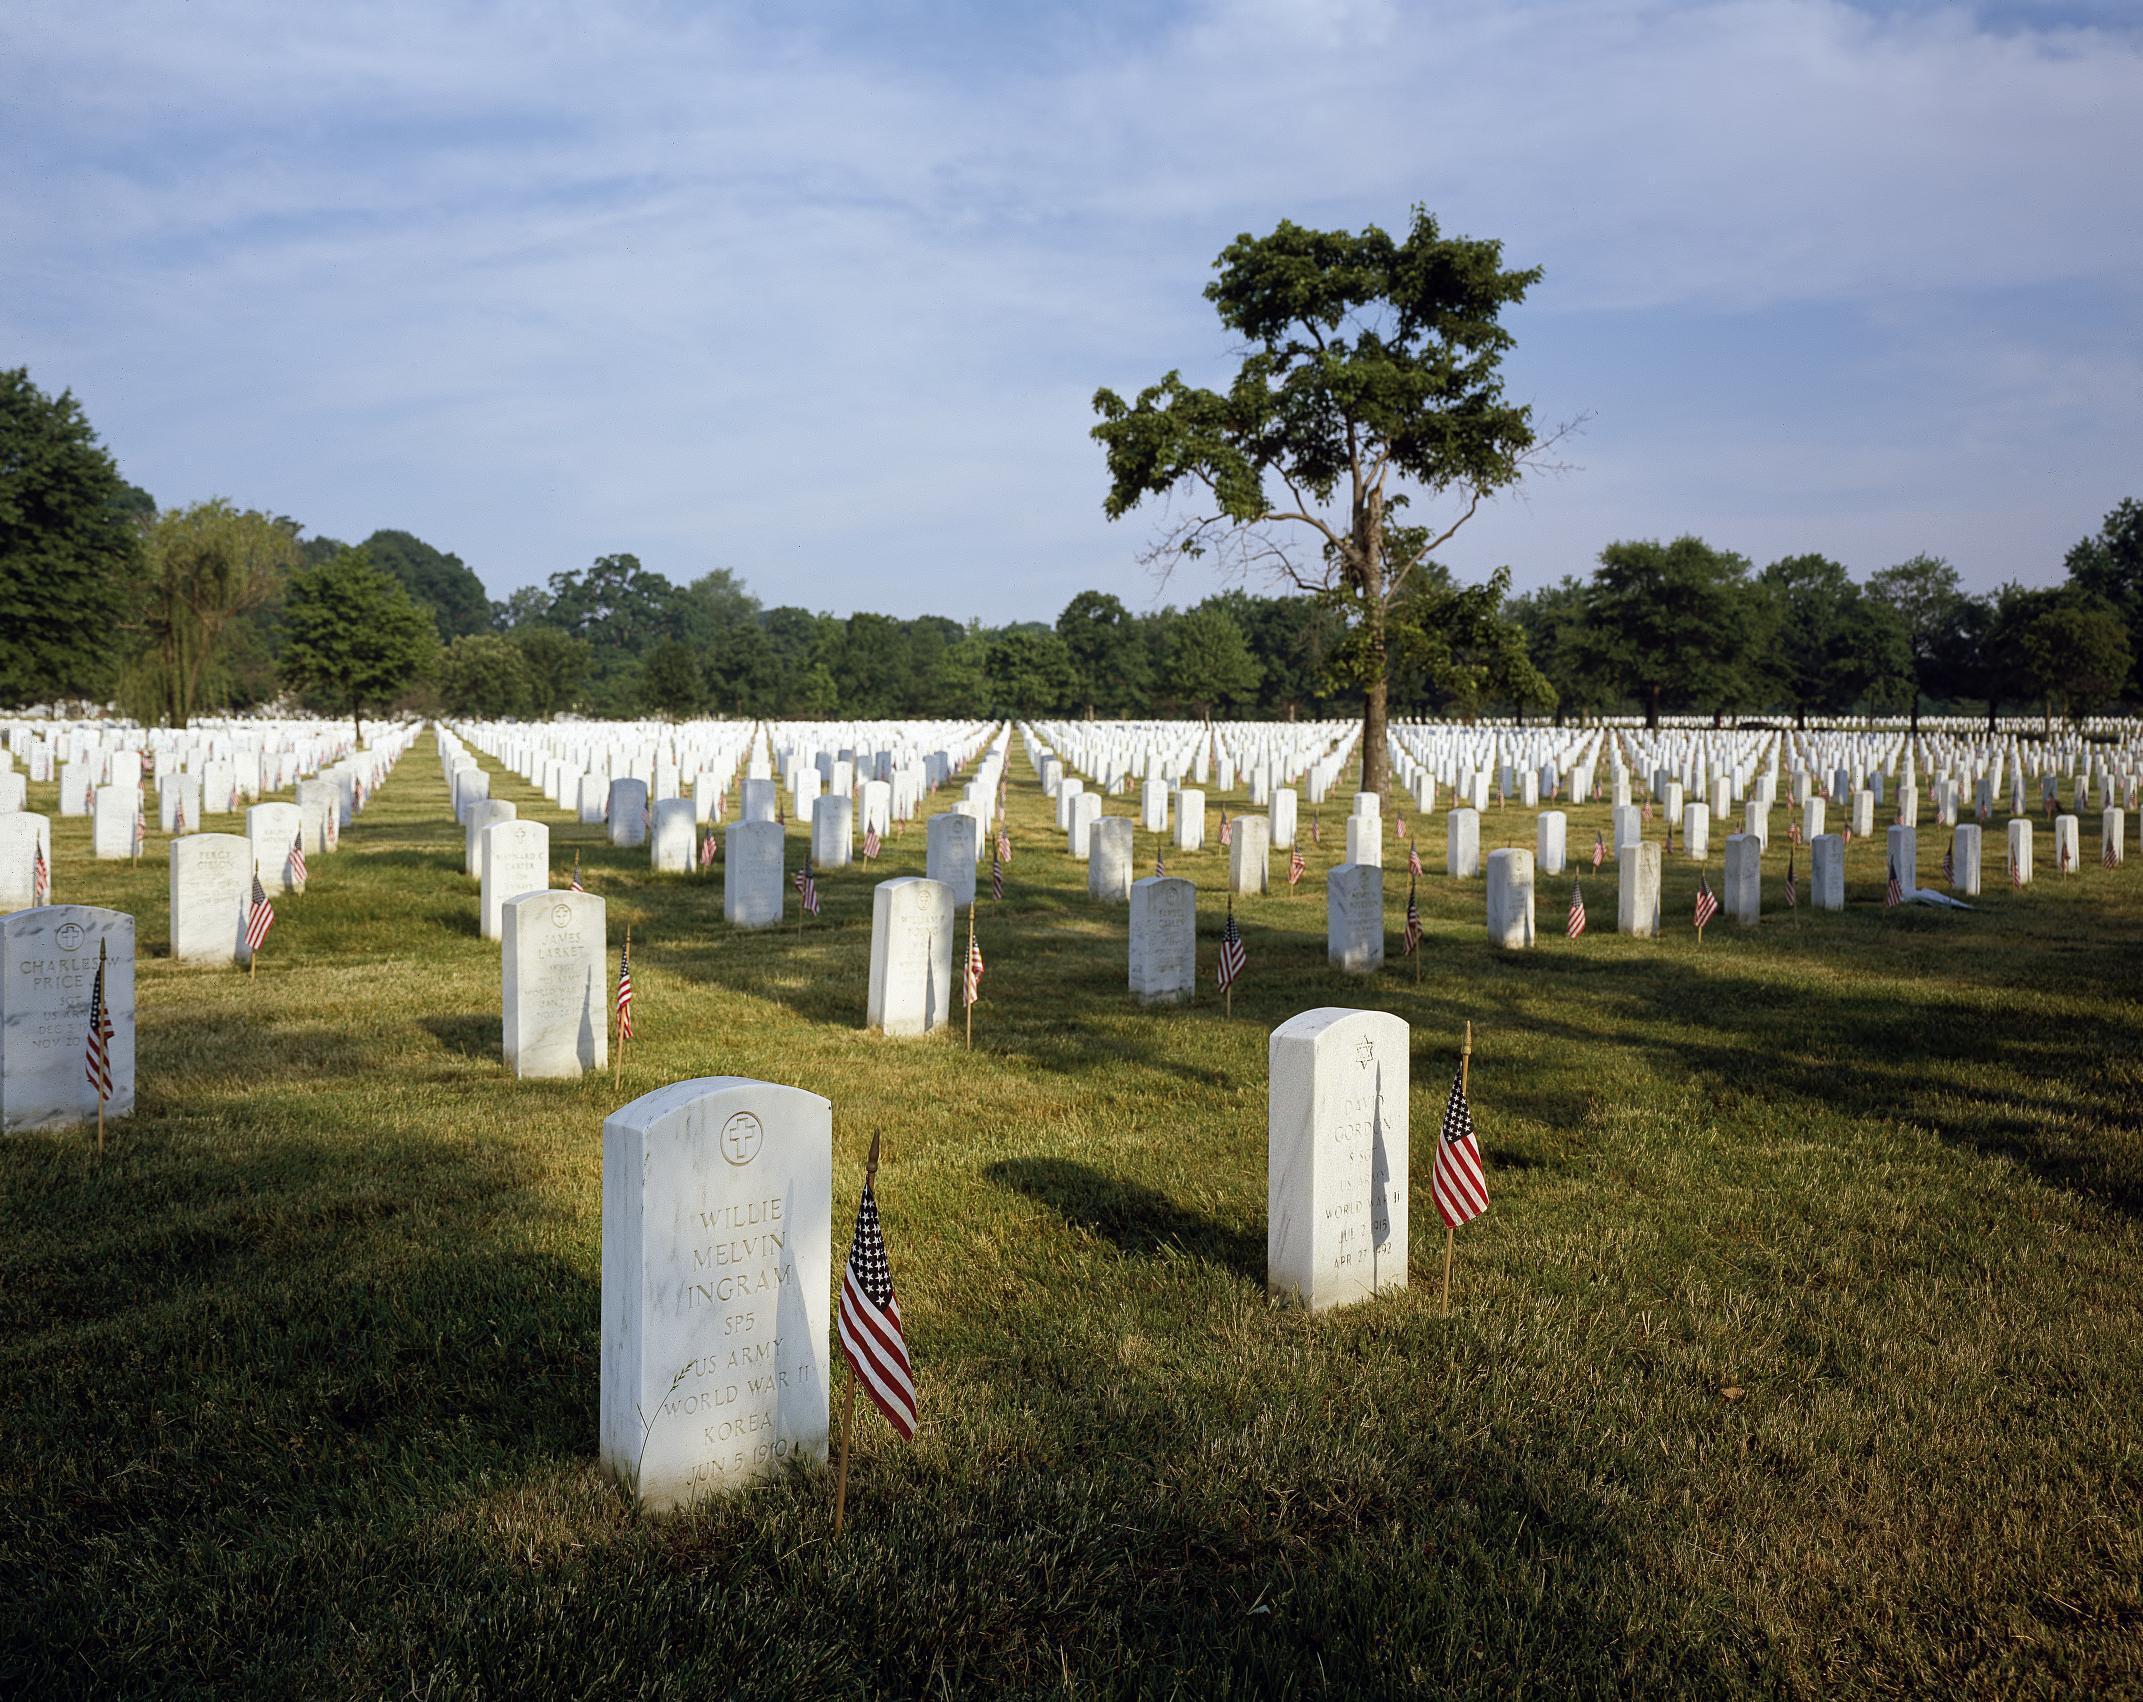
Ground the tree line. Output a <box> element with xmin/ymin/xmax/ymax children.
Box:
<box><xmin>4</xmin><ymin>365</ymin><xmax>2137</xmax><ymax>735</ymax></box>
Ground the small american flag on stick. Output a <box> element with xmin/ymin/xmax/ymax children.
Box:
<box><xmin>1886</xmin><ymin>857</ymin><xmax>1904</xmax><ymax>908</ymax></box>
<box><xmin>1785</xmin><ymin>848</ymin><xmax>1797</xmax><ymax>909</ymax></box>
<box><xmin>32</xmin><ymin>843</ymin><xmax>49</xmax><ymax>906</ymax></box>
<box><xmin>1216</xmin><ymin>898</ymin><xmax>1246</xmax><ymax>1002</ymax></box>
<box><xmin>1433</xmin><ymin>1057</ymin><xmax>1489</xmax><ymax>1230</ymax></box>
<box><xmin>964</xmin><ymin>928</ymin><xmax>984</xmax><ymax>1008</ymax></box>
<box><xmin>1568</xmin><ymin>877</ymin><xmax>1586</xmax><ymax>939</ymax></box>
<box><xmin>84</xmin><ymin>938</ymin><xmax>114</xmax><ymax>1102</ymax></box>
<box><xmin>1403</xmin><ymin>874</ymin><xmax>1422</xmax><ymax>958</ymax></box>
<box><xmin>991</xmin><ymin>852</ymin><xmax>1004</xmax><ymax>902</ymax></box>
<box><xmin>614</xmin><ymin>931</ymin><xmax>635</xmax><ymax>1041</ymax></box>
<box><xmin>795</xmin><ymin>853</ymin><xmax>820</xmax><ymax>917</ymax></box>
<box><xmin>700</xmin><ymin>829</ymin><xmax>716</xmax><ymax>870</ymax></box>
<box><xmin>1408</xmin><ymin>843</ymin><xmax>1423</xmax><ymax>879</ymax></box>
<box><xmin>1218</xmin><ymin>807</ymin><xmax>1232</xmax><ymax>848</ymax></box>
<box><xmin>1288</xmin><ymin>847</ymin><xmax>1305</xmax><ymax>887</ymax></box>
<box><xmin>1592</xmin><ymin>831</ymin><xmax>1604</xmax><ymax>871</ymax></box>
<box><xmin>1693</xmin><ymin>870</ymin><xmax>1718</xmax><ymax>934</ymax></box>
<box><xmin>570</xmin><ymin>853</ymin><xmax>583</xmax><ymax>893</ymax></box>
<box><xmin>863</xmin><ymin>824</ymin><xmax>881</xmax><ymax>860</ymax></box>
<box><xmin>245</xmin><ymin>871</ymin><xmax>274</xmax><ymax>964</ymax></box>
<box><xmin>2104</xmin><ymin>834</ymin><xmax>2118</xmax><ymax>869</ymax></box>
<box><xmin>996</xmin><ymin>829</ymin><xmax>1011</xmax><ymax>865</ymax></box>
<box><xmin>1942</xmin><ymin>842</ymin><xmax>1955</xmax><ymax>886</ymax></box>
<box><xmin>289</xmin><ymin>831</ymin><xmax>307</xmax><ymax>889</ymax></box>
<box><xmin>837</xmin><ymin>1135</ymin><xmax>916</xmax><ymax>1446</ymax></box>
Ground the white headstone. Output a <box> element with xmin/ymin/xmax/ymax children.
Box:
<box><xmin>248</xmin><ymin>801</ymin><xmax>304</xmax><ymax>892</ymax></box>
<box><xmin>502</xmin><ymin>890</ymin><xmax>607</xmax><ymax>1078</ymax></box>
<box><xmin>1536</xmin><ymin>811</ymin><xmax>1567</xmax><ymax>877</ymax></box>
<box><xmin>813</xmin><ymin>795</ymin><xmax>854</xmax><ymax>870</ymax></box>
<box><xmin>1266</xmin><ymin>1007</ymin><xmax>1408</xmax><ymax>1311</ymax></box>
<box><xmin>1128</xmin><ymin>876</ymin><xmax>1196</xmax><ymax>1005</ymax></box>
<box><xmin>867</xmin><ymin>878</ymin><xmax>954</xmax><ymax>1036</ymax></box>
<box><xmin>1326</xmin><ymin>863</ymin><xmax>1384</xmax><ymax>973</ymax></box>
<box><xmin>169</xmin><ymin>833</ymin><xmax>252</xmax><ymax>965</ymax></box>
<box><xmin>2</xmin><ymin>906</ymin><xmax>135</xmax><ymax>1130</ymax></box>
<box><xmin>1811</xmin><ymin>833</ymin><xmax>1845</xmax><ymax>909</ymax></box>
<box><xmin>1228</xmin><ymin>815</ymin><xmax>1271</xmax><ymax>895</ymax></box>
<box><xmin>480</xmin><ymin>820</ymin><xmax>550</xmax><ymax>942</ymax></box>
<box><xmin>1445</xmin><ymin>808</ymin><xmax>1480</xmax><ymax>879</ymax></box>
<box><xmin>1484</xmin><ymin>848</ymin><xmax>1535</xmax><ymax>949</ymax></box>
<box><xmin>1087</xmin><ymin>817</ymin><xmax>1135</xmax><ymax>903</ymax></box>
<box><xmin>926</xmin><ymin>812</ymin><xmax>979</xmax><ymax>907</ymax></box>
<box><xmin>724</xmin><ymin>822</ymin><xmax>786</xmax><ymax>928</ymax></box>
<box><xmin>1724</xmin><ymin>833</ymin><xmax>1761</xmax><ymax>925</ymax></box>
<box><xmin>0</xmin><ymin>815</ymin><xmax>53</xmax><ymax>913</ymax></box>
<box><xmin>608</xmin><ymin>778</ymin><xmax>650</xmax><ymax>848</ymax></box>
<box><xmin>1617</xmin><ymin>841</ymin><xmax>1661</xmax><ymax>938</ymax></box>
<box><xmin>599</xmin><ymin>1077</ymin><xmax>831</xmax><ymax>1512</ymax></box>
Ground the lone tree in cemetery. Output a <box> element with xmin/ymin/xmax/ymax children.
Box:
<box><xmin>435</xmin><ymin>633</ymin><xmax>535</xmax><ymax>719</ymax></box>
<box><xmin>1092</xmin><ymin>208</ymin><xmax>1564</xmax><ymax>794</ymax></box>
<box><xmin>130</xmin><ymin>499</ymin><xmax>299</xmax><ymax>728</ymax></box>
<box><xmin>279</xmin><ymin>546</ymin><xmax>436</xmax><ymax>739</ymax></box>
<box><xmin>0</xmin><ymin>367</ymin><xmax>144</xmax><ymax>706</ymax></box>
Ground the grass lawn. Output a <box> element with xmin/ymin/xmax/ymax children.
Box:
<box><xmin>4</xmin><ymin>729</ymin><xmax>2140</xmax><ymax>1697</ymax></box>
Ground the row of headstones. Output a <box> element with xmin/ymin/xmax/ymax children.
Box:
<box><xmin>599</xmin><ymin>1005</ymin><xmax>1415</xmax><ymax>1509</ymax></box>
<box><xmin>0</xmin><ymin>730</ymin><xmax>414</xmax><ymax>917</ymax></box>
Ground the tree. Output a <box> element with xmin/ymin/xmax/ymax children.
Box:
<box><xmin>1169</xmin><ymin>604</ymin><xmax>1262</xmax><ymax>719</ymax></box>
<box><xmin>641</xmin><ymin>638</ymin><xmax>704</xmax><ymax>719</ymax></box>
<box><xmin>1755</xmin><ymin>553</ymin><xmax>1908</xmax><ymax>726</ymax></box>
<box><xmin>984</xmin><ymin>629</ymin><xmax>1075</xmax><ymax>716</ymax></box>
<box><xmin>1865</xmin><ymin>554</ymin><xmax>1965</xmax><ymax>732</ymax></box>
<box><xmin>1386</xmin><ymin>563</ymin><xmax>1551</xmax><ymax>722</ymax></box>
<box><xmin>1092</xmin><ymin>208</ymin><xmax>1561</xmax><ymax>795</ymax></box>
<box><xmin>1055</xmin><ymin>590</ymin><xmax>1150</xmax><ymax>717</ymax></box>
<box><xmin>364</xmin><ymin>528</ymin><xmax>491</xmax><ymax>641</ymax></box>
<box><xmin>1510</xmin><ymin>577</ymin><xmax>1617</xmax><ymax>722</ymax></box>
<box><xmin>435</xmin><ymin>633</ymin><xmax>535</xmax><ymax>719</ymax></box>
<box><xmin>511</xmin><ymin>624</ymin><xmax>590</xmax><ymax>718</ymax></box>
<box><xmin>280</xmin><ymin>548</ymin><xmax>436</xmax><ymax>739</ymax></box>
<box><xmin>1584</xmin><ymin>537</ymin><xmax>1758</xmax><ymax>728</ymax></box>
<box><xmin>2063</xmin><ymin>499</ymin><xmax>2143</xmax><ymax>701</ymax></box>
<box><xmin>2020</xmin><ymin>594</ymin><xmax>2132</xmax><ymax>727</ymax></box>
<box><xmin>130</xmin><ymin>500</ymin><xmax>298</xmax><ymax>727</ymax></box>
<box><xmin>0</xmin><ymin>368</ymin><xmax>144</xmax><ymax>705</ymax></box>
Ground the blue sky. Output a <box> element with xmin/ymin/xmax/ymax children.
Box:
<box><xmin>6</xmin><ymin>0</ymin><xmax>2139</xmax><ymax>623</ymax></box>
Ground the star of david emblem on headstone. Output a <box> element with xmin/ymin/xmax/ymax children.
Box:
<box><xmin>1354</xmin><ymin>1037</ymin><xmax>1375</xmax><ymax>1070</ymax></box>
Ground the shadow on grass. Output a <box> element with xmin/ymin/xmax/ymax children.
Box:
<box><xmin>984</xmin><ymin>1156</ymin><xmax>1264</xmax><ymax>1283</ymax></box>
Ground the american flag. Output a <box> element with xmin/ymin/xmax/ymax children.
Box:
<box><xmin>1218</xmin><ymin>807</ymin><xmax>1232</xmax><ymax>848</ymax></box>
<box><xmin>2011</xmin><ymin>857</ymin><xmax>2023</xmax><ymax>891</ymax></box>
<box><xmin>699</xmin><ymin>829</ymin><xmax>716</xmax><ymax>870</ymax></box>
<box><xmin>1216</xmin><ymin>899</ymin><xmax>1246</xmax><ymax>991</ymax></box>
<box><xmin>32</xmin><ymin>842</ymin><xmax>49</xmax><ymax>906</ymax></box>
<box><xmin>1785</xmin><ymin>848</ymin><xmax>1797</xmax><ymax>908</ymax></box>
<box><xmin>614</xmin><ymin>937</ymin><xmax>634</xmax><ymax>1040</ymax></box>
<box><xmin>1154</xmin><ymin>848</ymin><xmax>1166</xmax><ymax>878</ymax></box>
<box><xmin>1788</xmin><ymin>818</ymin><xmax>1801</xmax><ymax>846</ymax></box>
<box><xmin>1591</xmin><ymin>831</ymin><xmax>1604</xmax><ymax>871</ymax></box>
<box><xmin>1942</xmin><ymin>842</ymin><xmax>1955</xmax><ymax>885</ymax></box>
<box><xmin>1396</xmin><ymin>815</ymin><xmax>1408</xmax><ymax>840</ymax></box>
<box><xmin>1432</xmin><ymin>1066</ymin><xmax>1489</xmax><ymax>1229</ymax></box>
<box><xmin>289</xmin><ymin>830</ymin><xmax>307</xmax><ymax>888</ymax></box>
<box><xmin>245</xmin><ymin>871</ymin><xmax>275</xmax><ymax>954</ymax></box>
<box><xmin>323</xmin><ymin>808</ymin><xmax>336</xmax><ymax>851</ymax></box>
<box><xmin>2105</xmin><ymin>834</ymin><xmax>2118</xmax><ymax>869</ymax></box>
<box><xmin>84</xmin><ymin>942</ymin><xmax>114</xmax><ymax>1100</ymax></box>
<box><xmin>132</xmin><ymin>810</ymin><xmax>144</xmax><ymax>858</ymax></box>
<box><xmin>863</xmin><ymin>825</ymin><xmax>881</xmax><ymax>860</ymax></box>
<box><xmin>991</xmin><ymin>852</ymin><xmax>1004</xmax><ymax>901</ymax></box>
<box><xmin>1568</xmin><ymin>877</ymin><xmax>1586</xmax><ymax>939</ymax></box>
<box><xmin>1408</xmin><ymin>843</ymin><xmax>1423</xmax><ymax>879</ymax></box>
<box><xmin>570</xmin><ymin>853</ymin><xmax>583</xmax><ymax>893</ymax></box>
<box><xmin>795</xmin><ymin>853</ymin><xmax>820</xmax><ymax>915</ymax></box>
<box><xmin>1642</xmin><ymin>798</ymin><xmax>1652</xmax><ymax>823</ymax></box>
<box><xmin>838</xmin><ymin>1173</ymin><xmax>916</xmax><ymax>1440</ymax></box>
<box><xmin>996</xmin><ymin>829</ymin><xmax>1011</xmax><ymax>865</ymax></box>
<box><xmin>1403</xmin><ymin>875</ymin><xmax>1422</xmax><ymax>956</ymax></box>
<box><xmin>1693</xmin><ymin>870</ymin><xmax>1718</xmax><ymax>931</ymax></box>
<box><xmin>1886</xmin><ymin>857</ymin><xmax>1904</xmax><ymax>907</ymax></box>
<box><xmin>964</xmin><ymin>931</ymin><xmax>985</xmax><ymax>1006</ymax></box>
<box><xmin>1288</xmin><ymin>847</ymin><xmax>1306</xmax><ymax>886</ymax></box>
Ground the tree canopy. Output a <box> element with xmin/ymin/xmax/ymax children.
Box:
<box><xmin>1093</xmin><ymin>208</ymin><xmax>1555</xmax><ymax>792</ymax></box>
<box><xmin>279</xmin><ymin>548</ymin><xmax>437</xmax><ymax>737</ymax></box>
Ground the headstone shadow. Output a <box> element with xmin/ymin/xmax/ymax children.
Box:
<box><xmin>984</xmin><ymin>1156</ymin><xmax>1263</xmax><ymax>1283</ymax></box>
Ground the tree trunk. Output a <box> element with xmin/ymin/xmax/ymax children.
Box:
<box><xmin>1985</xmin><ymin>699</ymin><xmax>1997</xmax><ymax>735</ymax></box>
<box><xmin>353</xmin><ymin>699</ymin><xmax>365</xmax><ymax>744</ymax></box>
<box><xmin>1645</xmin><ymin>682</ymin><xmax>1661</xmax><ymax>731</ymax></box>
<box><xmin>1909</xmin><ymin>692</ymin><xmax>1921</xmax><ymax>737</ymax></box>
<box><xmin>1362</xmin><ymin>671</ymin><xmax>1389</xmax><ymax>797</ymax></box>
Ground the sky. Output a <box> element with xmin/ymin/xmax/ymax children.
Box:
<box><xmin>6</xmin><ymin>0</ymin><xmax>2141</xmax><ymax>625</ymax></box>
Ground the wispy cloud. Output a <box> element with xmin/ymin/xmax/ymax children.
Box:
<box><xmin>4</xmin><ymin>0</ymin><xmax>2138</xmax><ymax>616</ymax></box>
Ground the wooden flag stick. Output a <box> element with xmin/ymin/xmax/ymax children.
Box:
<box><xmin>1442</xmin><ymin>1020</ymin><xmax>1472</xmax><ymax>1315</ymax></box>
<box><xmin>833</xmin><ymin>1129</ymin><xmax>882</xmax><ymax>1538</ymax></box>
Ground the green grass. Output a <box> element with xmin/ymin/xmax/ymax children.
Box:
<box><xmin>3</xmin><ymin>732</ymin><xmax>2140</xmax><ymax>1697</ymax></box>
